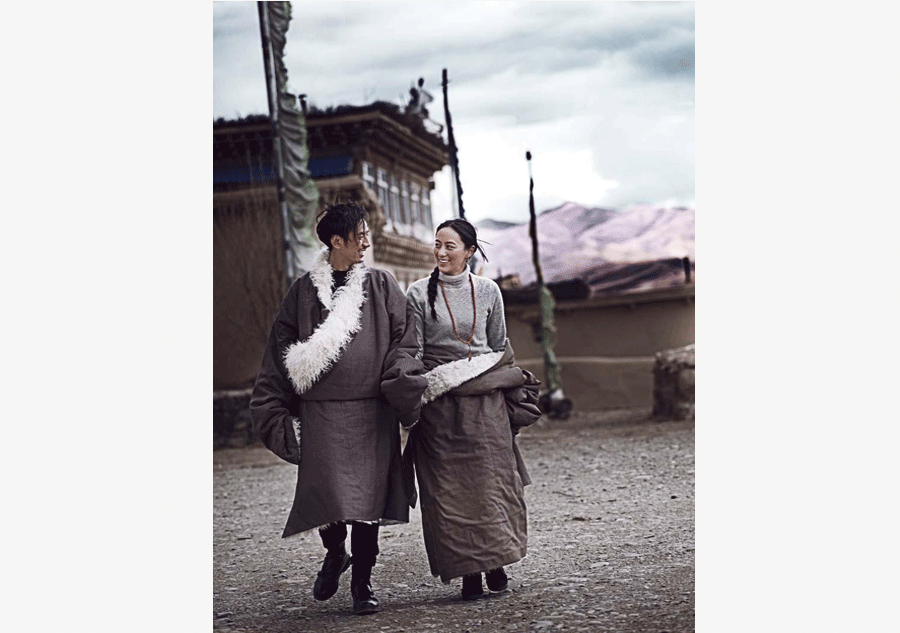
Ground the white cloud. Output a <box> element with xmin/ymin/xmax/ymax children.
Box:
<box><xmin>432</xmin><ymin>125</ymin><xmax>621</xmax><ymax>225</ymax></box>
<box><xmin>213</xmin><ymin>1</ymin><xmax>695</xmax><ymax>221</ymax></box>
<box><xmin>531</xmin><ymin>149</ymin><xmax>621</xmax><ymax>208</ymax></box>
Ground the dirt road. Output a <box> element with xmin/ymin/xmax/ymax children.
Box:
<box><xmin>213</xmin><ymin>409</ymin><xmax>694</xmax><ymax>632</ymax></box>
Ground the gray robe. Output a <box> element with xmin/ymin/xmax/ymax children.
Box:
<box><xmin>403</xmin><ymin>344</ymin><xmax>541</xmax><ymax>582</ymax></box>
<box><xmin>250</xmin><ymin>252</ymin><xmax>426</xmax><ymax>537</ymax></box>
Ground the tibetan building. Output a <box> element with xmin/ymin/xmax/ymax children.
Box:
<box><xmin>213</xmin><ymin>101</ymin><xmax>448</xmax><ymax>392</ymax></box>
<box><xmin>213</xmin><ymin>101</ymin><xmax>448</xmax><ymax>288</ymax></box>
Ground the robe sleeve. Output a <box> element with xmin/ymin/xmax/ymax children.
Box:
<box><xmin>380</xmin><ymin>274</ymin><xmax>428</xmax><ymax>428</ymax></box>
<box><xmin>406</xmin><ymin>282</ymin><xmax>427</xmax><ymax>362</ymax></box>
<box><xmin>249</xmin><ymin>279</ymin><xmax>303</xmax><ymax>465</ymax></box>
<box><xmin>505</xmin><ymin>368</ymin><xmax>542</xmax><ymax>435</ymax></box>
<box><xmin>486</xmin><ymin>280</ymin><xmax>508</xmax><ymax>352</ymax></box>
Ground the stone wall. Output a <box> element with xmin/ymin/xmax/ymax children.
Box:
<box><xmin>213</xmin><ymin>388</ymin><xmax>258</xmax><ymax>449</ymax></box>
<box><xmin>504</xmin><ymin>286</ymin><xmax>695</xmax><ymax>411</ymax></box>
<box><xmin>652</xmin><ymin>344</ymin><xmax>695</xmax><ymax>421</ymax></box>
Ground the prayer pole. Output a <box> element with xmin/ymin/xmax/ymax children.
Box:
<box><xmin>257</xmin><ymin>1</ymin><xmax>293</xmax><ymax>287</ymax></box>
<box><xmin>527</xmin><ymin>151</ymin><xmax>572</xmax><ymax>419</ymax></box>
<box><xmin>442</xmin><ymin>68</ymin><xmax>465</xmax><ymax>220</ymax></box>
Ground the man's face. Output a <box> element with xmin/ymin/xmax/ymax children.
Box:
<box><xmin>331</xmin><ymin>220</ymin><xmax>370</xmax><ymax>268</ymax></box>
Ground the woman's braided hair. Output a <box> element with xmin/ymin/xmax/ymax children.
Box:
<box><xmin>426</xmin><ymin>267</ymin><xmax>441</xmax><ymax>321</ymax></box>
<box><xmin>426</xmin><ymin>219</ymin><xmax>488</xmax><ymax>321</ymax></box>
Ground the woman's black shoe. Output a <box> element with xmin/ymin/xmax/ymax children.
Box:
<box><xmin>461</xmin><ymin>573</ymin><xmax>484</xmax><ymax>600</ymax></box>
<box><xmin>312</xmin><ymin>546</ymin><xmax>351</xmax><ymax>601</ymax></box>
<box><xmin>485</xmin><ymin>567</ymin><xmax>508</xmax><ymax>592</ymax></box>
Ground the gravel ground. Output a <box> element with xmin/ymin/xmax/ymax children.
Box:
<box><xmin>213</xmin><ymin>408</ymin><xmax>694</xmax><ymax>632</ymax></box>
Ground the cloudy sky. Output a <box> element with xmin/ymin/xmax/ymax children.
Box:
<box><xmin>214</xmin><ymin>1</ymin><xmax>694</xmax><ymax>224</ymax></box>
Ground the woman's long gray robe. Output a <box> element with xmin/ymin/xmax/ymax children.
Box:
<box><xmin>250</xmin><ymin>256</ymin><xmax>426</xmax><ymax>537</ymax></box>
<box><xmin>403</xmin><ymin>344</ymin><xmax>541</xmax><ymax>582</ymax></box>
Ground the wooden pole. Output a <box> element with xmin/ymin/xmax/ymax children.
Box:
<box><xmin>257</xmin><ymin>1</ymin><xmax>294</xmax><ymax>288</ymax></box>
<box><xmin>527</xmin><ymin>151</ymin><xmax>570</xmax><ymax>417</ymax></box>
<box><xmin>527</xmin><ymin>151</ymin><xmax>543</xmax><ymax>285</ymax></box>
<box><xmin>442</xmin><ymin>68</ymin><xmax>465</xmax><ymax>219</ymax></box>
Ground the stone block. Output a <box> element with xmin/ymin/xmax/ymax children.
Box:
<box><xmin>678</xmin><ymin>368</ymin><xmax>695</xmax><ymax>398</ymax></box>
<box><xmin>652</xmin><ymin>345</ymin><xmax>695</xmax><ymax>421</ymax></box>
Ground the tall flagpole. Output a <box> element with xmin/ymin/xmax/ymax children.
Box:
<box><xmin>442</xmin><ymin>68</ymin><xmax>465</xmax><ymax>220</ymax></box>
<box><xmin>527</xmin><ymin>152</ymin><xmax>544</xmax><ymax>286</ymax></box>
<box><xmin>527</xmin><ymin>151</ymin><xmax>572</xmax><ymax>419</ymax></box>
<box><xmin>258</xmin><ymin>1</ymin><xmax>294</xmax><ymax>288</ymax></box>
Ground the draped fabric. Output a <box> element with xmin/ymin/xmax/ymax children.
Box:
<box><xmin>263</xmin><ymin>1</ymin><xmax>320</xmax><ymax>276</ymax></box>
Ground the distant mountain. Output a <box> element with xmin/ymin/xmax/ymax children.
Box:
<box><xmin>473</xmin><ymin>202</ymin><xmax>694</xmax><ymax>296</ymax></box>
<box><xmin>476</xmin><ymin>202</ymin><xmax>616</xmax><ymax>237</ymax></box>
<box><xmin>474</xmin><ymin>218</ymin><xmax>519</xmax><ymax>231</ymax></box>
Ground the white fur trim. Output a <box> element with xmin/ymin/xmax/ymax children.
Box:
<box><xmin>309</xmin><ymin>248</ymin><xmax>336</xmax><ymax>310</ymax></box>
<box><xmin>283</xmin><ymin>250</ymin><xmax>368</xmax><ymax>394</ymax></box>
<box><xmin>421</xmin><ymin>350</ymin><xmax>505</xmax><ymax>404</ymax></box>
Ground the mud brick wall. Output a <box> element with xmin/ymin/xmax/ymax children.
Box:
<box><xmin>652</xmin><ymin>344</ymin><xmax>695</xmax><ymax>421</ymax></box>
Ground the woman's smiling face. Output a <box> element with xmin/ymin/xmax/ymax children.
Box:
<box><xmin>434</xmin><ymin>226</ymin><xmax>475</xmax><ymax>275</ymax></box>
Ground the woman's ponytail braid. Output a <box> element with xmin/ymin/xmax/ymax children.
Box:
<box><xmin>426</xmin><ymin>266</ymin><xmax>440</xmax><ymax>321</ymax></box>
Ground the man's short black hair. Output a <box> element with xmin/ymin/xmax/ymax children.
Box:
<box><xmin>315</xmin><ymin>201</ymin><xmax>369</xmax><ymax>249</ymax></box>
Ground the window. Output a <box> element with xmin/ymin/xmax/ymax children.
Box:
<box><xmin>421</xmin><ymin>185</ymin><xmax>433</xmax><ymax>233</ymax></box>
<box><xmin>410</xmin><ymin>182</ymin><xmax>424</xmax><ymax>240</ymax></box>
<box><xmin>410</xmin><ymin>182</ymin><xmax>421</xmax><ymax>215</ymax></box>
<box><xmin>376</xmin><ymin>168</ymin><xmax>390</xmax><ymax>226</ymax></box>
<box><xmin>389</xmin><ymin>174</ymin><xmax>402</xmax><ymax>234</ymax></box>
<box><xmin>400</xmin><ymin>179</ymin><xmax>411</xmax><ymax>228</ymax></box>
<box><xmin>362</xmin><ymin>161</ymin><xmax>375</xmax><ymax>187</ymax></box>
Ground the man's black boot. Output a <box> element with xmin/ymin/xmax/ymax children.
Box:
<box><xmin>350</xmin><ymin>563</ymin><xmax>381</xmax><ymax>615</ymax></box>
<box><xmin>313</xmin><ymin>543</ymin><xmax>351</xmax><ymax>601</ymax></box>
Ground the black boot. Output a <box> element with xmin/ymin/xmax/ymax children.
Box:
<box><xmin>313</xmin><ymin>543</ymin><xmax>351</xmax><ymax>601</ymax></box>
<box><xmin>461</xmin><ymin>573</ymin><xmax>484</xmax><ymax>600</ymax></box>
<box><xmin>350</xmin><ymin>562</ymin><xmax>381</xmax><ymax>615</ymax></box>
<box><xmin>485</xmin><ymin>567</ymin><xmax>508</xmax><ymax>592</ymax></box>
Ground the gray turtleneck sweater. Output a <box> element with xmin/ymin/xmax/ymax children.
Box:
<box><xmin>407</xmin><ymin>270</ymin><xmax>507</xmax><ymax>368</ymax></box>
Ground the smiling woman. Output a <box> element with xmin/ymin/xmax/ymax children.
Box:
<box><xmin>404</xmin><ymin>217</ymin><xmax>541</xmax><ymax>599</ymax></box>
<box><xmin>433</xmin><ymin>225</ymin><xmax>475</xmax><ymax>276</ymax></box>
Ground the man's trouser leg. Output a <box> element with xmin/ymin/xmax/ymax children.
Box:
<box><xmin>319</xmin><ymin>522</ymin><xmax>348</xmax><ymax>552</ymax></box>
<box><xmin>349</xmin><ymin>522</ymin><xmax>379</xmax><ymax>568</ymax></box>
<box><xmin>313</xmin><ymin>523</ymin><xmax>351</xmax><ymax>601</ymax></box>
<box><xmin>350</xmin><ymin>521</ymin><xmax>381</xmax><ymax>614</ymax></box>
